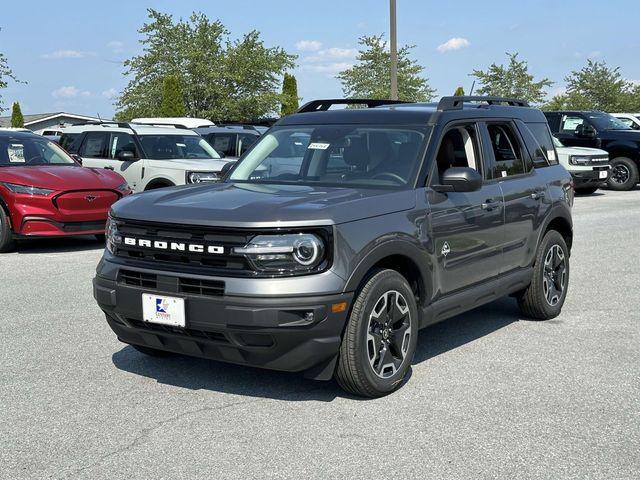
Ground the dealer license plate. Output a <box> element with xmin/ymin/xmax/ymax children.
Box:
<box><xmin>599</xmin><ymin>170</ymin><xmax>608</xmax><ymax>179</ymax></box>
<box><xmin>142</xmin><ymin>294</ymin><xmax>185</xmax><ymax>327</ymax></box>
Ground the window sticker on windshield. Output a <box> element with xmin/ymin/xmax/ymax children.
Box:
<box><xmin>308</xmin><ymin>142</ymin><xmax>330</xmax><ymax>150</ymax></box>
<box><xmin>547</xmin><ymin>149</ymin><xmax>556</xmax><ymax>161</ymax></box>
<box><xmin>176</xmin><ymin>143</ymin><xmax>186</xmax><ymax>147</ymax></box>
<box><xmin>8</xmin><ymin>144</ymin><xmax>25</xmax><ymax>163</ymax></box>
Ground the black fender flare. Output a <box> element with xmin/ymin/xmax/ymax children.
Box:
<box><xmin>535</xmin><ymin>202</ymin><xmax>573</xmax><ymax>254</ymax></box>
<box><xmin>144</xmin><ymin>179</ymin><xmax>176</xmax><ymax>191</ymax></box>
<box><xmin>343</xmin><ymin>238</ymin><xmax>432</xmax><ymax>297</ymax></box>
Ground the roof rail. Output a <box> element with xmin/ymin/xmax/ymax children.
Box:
<box><xmin>297</xmin><ymin>98</ymin><xmax>410</xmax><ymax>113</ymax></box>
<box><xmin>437</xmin><ymin>96</ymin><xmax>530</xmax><ymax>111</ymax></box>
<box><xmin>129</xmin><ymin>121</ymin><xmax>190</xmax><ymax>129</ymax></box>
<box><xmin>71</xmin><ymin>120</ymin><xmax>133</xmax><ymax>129</ymax></box>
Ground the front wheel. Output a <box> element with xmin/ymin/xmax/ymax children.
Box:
<box><xmin>607</xmin><ymin>157</ymin><xmax>639</xmax><ymax>191</ymax></box>
<box><xmin>518</xmin><ymin>230</ymin><xmax>570</xmax><ymax>320</ymax></box>
<box><xmin>0</xmin><ymin>207</ymin><xmax>16</xmax><ymax>253</ymax></box>
<box><xmin>335</xmin><ymin>269</ymin><xmax>418</xmax><ymax>398</ymax></box>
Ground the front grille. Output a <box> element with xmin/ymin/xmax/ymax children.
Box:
<box><xmin>589</xmin><ymin>156</ymin><xmax>609</xmax><ymax>164</ymax></box>
<box><xmin>179</xmin><ymin>277</ymin><xmax>224</xmax><ymax>296</ymax></box>
<box><xmin>114</xmin><ymin>219</ymin><xmax>254</xmax><ymax>275</ymax></box>
<box><xmin>127</xmin><ymin>318</ymin><xmax>230</xmax><ymax>344</ymax></box>
<box><xmin>119</xmin><ymin>269</ymin><xmax>157</xmax><ymax>288</ymax></box>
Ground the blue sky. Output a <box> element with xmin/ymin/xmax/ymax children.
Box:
<box><xmin>1</xmin><ymin>0</ymin><xmax>639</xmax><ymax>118</ymax></box>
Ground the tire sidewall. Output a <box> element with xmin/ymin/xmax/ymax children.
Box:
<box><xmin>607</xmin><ymin>157</ymin><xmax>639</xmax><ymax>191</ymax></box>
<box><xmin>0</xmin><ymin>206</ymin><xmax>15</xmax><ymax>252</ymax></box>
<box><xmin>534</xmin><ymin>231</ymin><xmax>570</xmax><ymax>318</ymax></box>
<box><xmin>350</xmin><ymin>270</ymin><xmax>419</xmax><ymax>394</ymax></box>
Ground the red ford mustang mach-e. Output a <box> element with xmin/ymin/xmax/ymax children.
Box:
<box><xmin>0</xmin><ymin>131</ymin><xmax>130</xmax><ymax>252</ymax></box>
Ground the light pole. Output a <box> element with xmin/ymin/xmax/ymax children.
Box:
<box><xmin>390</xmin><ymin>0</ymin><xmax>398</xmax><ymax>100</ymax></box>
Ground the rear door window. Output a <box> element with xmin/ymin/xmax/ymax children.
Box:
<box><xmin>485</xmin><ymin>123</ymin><xmax>528</xmax><ymax>179</ymax></box>
<box><xmin>560</xmin><ymin>115</ymin><xmax>586</xmax><ymax>134</ymax></box>
<box><xmin>208</xmin><ymin>133</ymin><xmax>237</xmax><ymax>157</ymax></box>
<box><xmin>79</xmin><ymin>132</ymin><xmax>108</xmax><ymax>158</ymax></box>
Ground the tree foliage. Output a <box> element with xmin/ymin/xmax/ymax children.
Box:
<box><xmin>0</xmin><ymin>32</ymin><xmax>22</xmax><ymax>113</ymax></box>
<box><xmin>337</xmin><ymin>34</ymin><xmax>436</xmax><ymax>102</ymax></box>
<box><xmin>160</xmin><ymin>75</ymin><xmax>186</xmax><ymax>117</ymax></box>
<box><xmin>280</xmin><ymin>73</ymin><xmax>299</xmax><ymax>116</ymax></box>
<box><xmin>471</xmin><ymin>52</ymin><xmax>552</xmax><ymax>104</ymax></box>
<box><xmin>544</xmin><ymin>60</ymin><xmax>640</xmax><ymax>112</ymax></box>
<box><xmin>115</xmin><ymin>9</ymin><xmax>296</xmax><ymax>121</ymax></box>
<box><xmin>10</xmin><ymin>102</ymin><xmax>24</xmax><ymax>127</ymax></box>
<box><xmin>454</xmin><ymin>86</ymin><xmax>465</xmax><ymax>96</ymax></box>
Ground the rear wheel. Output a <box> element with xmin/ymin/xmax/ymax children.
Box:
<box><xmin>0</xmin><ymin>207</ymin><xmax>16</xmax><ymax>253</ymax></box>
<box><xmin>607</xmin><ymin>157</ymin><xmax>638</xmax><ymax>191</ymax></box>
<box><xmin>574</xmin><ymin>186</ymin><xmax>598</xmax><ymax>195</ymax></box>
<box><xmin>335</xmin><ymin>269</ymin><xmax>418</xmax><ymax>398</ymax></box>
<box><xmin>518</xmin><ymin>230</ymin><xmax>569</xmax><ymax>320</ymax></box>
<box><xmin>131</xmin><ymin>344</ymin><xmax>174</xmax><ymax>357</ymax></box>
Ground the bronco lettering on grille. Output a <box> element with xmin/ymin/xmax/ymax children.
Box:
<box><xmin>123</xmin><ymin>237</ymin><xmax>224</xmax><ymax>254</ymax></box>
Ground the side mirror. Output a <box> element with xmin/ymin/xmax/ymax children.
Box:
<box><xmin>220</xmin><ymin>161</ymin><xmax>235</xmax><ymax>178</ymax></box>
<box><xmin>117</xmin><ymin>150</ymin><xmax>137</xmax><ymax>161</ymax></box>
<box><xmin>70</xmin><ymin>154</ymin><xmax>83</xmax><ymax>165</ymax></box>
<box><xmin>433</xmin><ymin>167</ymin><xmax>482</xmax><ymax>193</ymax></box>
<box><xmin>576</xmin><ymin>124</ymin><xmax>596</xmax><ymax>138</ymax></box>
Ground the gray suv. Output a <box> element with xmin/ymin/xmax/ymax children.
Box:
<box><xmin>94</xmin><ymin>97</ymin><xmax>574</xmax><ymax>397</ymax></box>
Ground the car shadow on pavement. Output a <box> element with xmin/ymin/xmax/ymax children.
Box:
<box><xmin>15</xmin><ymin>235</ymin><xmax>105</xmax><ymax>254</ymax></box>
<box><xmin>111</xmin><ymin>296</ymin><xmax>522</xmax><ymax>401</ymax></box>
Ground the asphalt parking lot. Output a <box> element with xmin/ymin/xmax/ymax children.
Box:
<box><xmin>1</xmin><ymin>188</ymin><xmax>639</xmax><ymax>480</ymax></box>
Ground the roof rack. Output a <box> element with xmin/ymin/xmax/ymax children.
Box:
<box><xmin>129</xmin><ymin>121</ymin><xmax>190</xmax><ymax>129</ymax></box>
<box><xmin>71</xmin><ymin>120</ymin><xmax>132</xmax><ymax>128</ymax></box>
<box><xmin>297</xmin><ymin>98</ymin><xmax>410</xmax><ymax>113</ymax></box>
<box><xmin>437</xmin><ymin>96</ymin><xmax>530</xmax><ymax>111</ymax></box>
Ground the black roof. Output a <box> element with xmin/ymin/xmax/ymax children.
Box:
<box><xmin>0</xmin><ymin>130</ymin><xmax>42</xmax><ymax>140</ymax></box>
<box><xmin>278</xmin><ymin>97</ymin><xmax>547</xmax><ymax>126</ymax></box>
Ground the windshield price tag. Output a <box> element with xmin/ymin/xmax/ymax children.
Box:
<box><xmin>8</xmin><ymin>144</ymin><xmax>25</xmax><ymax>163</ymax></box>
<box><xmin>308</xmin><ymin>142</ymin><xmax>331</xmax><ymax>150</ymax></box>
<box><xmin>547</xmin><ymin>149</ymin><xmax>556</xmax><ymax>161</ymax></box>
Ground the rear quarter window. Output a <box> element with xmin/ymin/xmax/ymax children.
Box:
<box><xmin>525</xmin><ymin>123</ymin><xmax>558</xmax><ymax>166</ymax></box>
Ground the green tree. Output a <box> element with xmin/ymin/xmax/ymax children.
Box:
<box><xmin>471</xmin><ymin>52</ymin><xmax>552</xmax><ymax>104</ymax></box>
<box><xmin>337</xmin><ymin>34</ymin><xmax>436</xmax><ymax>102</ymax></box>
<box><xmin>280</xmin><ymin>73</ymin><xmax>299</xmax><ymax>116</ymax></box>
<box><xmin>10</xmin><ymin>101</ymin><xmax>24</xmax><ymax>127</ymax></box>
<box><xmin>454</xmin><ymin>86</ymin><xmax>465</xmax><ymax>96</ymax></box>
<box><xmin>160</xmin><ymin>75</ymin><xmax>186</xmax><ymax>117</ymax></box>
<box><xmin>544</xmin><ymin>60</ymin><xmax>640</xmax><ymax>112</ymax></box>
<box><xmin>115</xmin><ymin>9</ymin><xmax>296</xmax><ymax>121</ymax></box>
<box><xmin>0</xmin><ymin>31</ymin><xmax>23</xmax><ymax>113</ymax></box>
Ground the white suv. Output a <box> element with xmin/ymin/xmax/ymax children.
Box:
<box><xmin>610</xmin><ymin>113</ymin><xmax>640</xmax><ymax>131</ymax></box>
<box><xmin>553</xmin><ymin>136</ymin><xmax>610</xmax><ymax>194</ymax></box>
<box><xmin>59</xmin><ymin>122</ymin><xmax>229</xmax><ymax>192</ymax></box>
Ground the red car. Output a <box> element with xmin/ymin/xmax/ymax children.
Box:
<box><xmin>0</xmin><ymin>131</ymin><xmax>130</xmax><ymax>252</ymax></box>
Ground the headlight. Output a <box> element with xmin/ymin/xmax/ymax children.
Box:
<box><xmin>116</xmin><ymin>182</ymin><xmax>130</xmax><ymax>193</ymax></box>
<box><xmin>569</xmin><ymin>156</ymin><xmax>591</xmax><ymax>165</ymax></box>
<box><xmin>234</xmin><ymin>233</ymin><xmax>326</xmax><ymax>273</ymax></box>
<box><xmin>187</xmin><ymin>171</ymin><xmax>219</xmax><ymax>184</ymax></box>
<box><xmin>0</xmin><ymin>182</ymin><xmax>54</xmax><ymax>196</ymax></box>
<box><xmin>105</xmin><ymin>215</ymin><xmax>122</xmax><ymax>254</ymax></box>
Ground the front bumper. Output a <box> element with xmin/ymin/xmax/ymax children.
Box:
<box><xmin>570</xmin><ymin>166</ymin><xmax>610</xmax><ymax>186</ymax></box>
<box><xmin>93</xmin><ymin>270</ymin><xmax>353</xmax><ymax>379</ymax></box>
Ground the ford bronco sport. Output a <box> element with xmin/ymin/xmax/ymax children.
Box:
<box><xmin>94</xmin><ymin>97</ymin><xmax>573</xmax><ymax>397</ymax></box>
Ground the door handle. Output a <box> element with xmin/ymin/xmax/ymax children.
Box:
<box><xmin>530</xmin><ymin>191</ymin><xmax>545</xmax><ymax>200</ymax></box>
<box><xmin>104</xmin><ymin>166</ymin><xmax>114</xmax><ymax>171</ymax></box>
<box><xmin>481</xmin><ymin>200</ymin><xmax>501</xmax><ymax>210</ymax></box>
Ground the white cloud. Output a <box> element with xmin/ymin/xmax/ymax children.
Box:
<box><xmin>101</xmin><ymin>88</ymin><xmax>118</xmax><ymax>99</ymax></box>
<box><xmin>437</xmin><ymin>37</ymin><xmax>471</xmax><ymax>53</ymax></box>
<box><xmin>306</xmin><ymin>47</ymin><xmax>358</xmax><ymax>63</ymax></box>
<box><xmin>42</xmin><ymin>49</ymin><xmax>94</xmax><ymax>59</ymax></box>
<box><xmin>52</xmin><ymin>86</ymin><xmax>91</xmax><ymax>98</ymax></box>
<box><xmin>107</xmin><ymin>41</ymin><xmax>124</xmax><ymax>53</ymax></box>
<box><xmin>296</xmin><ymin>40</ymin><xmax>323</xmax><ymax>52</ymax></box>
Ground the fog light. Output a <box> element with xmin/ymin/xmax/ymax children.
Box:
<box><xmin>332</xmin><ymin>301</ymin><xmax>348</xmax><ymax>313</ymax></box>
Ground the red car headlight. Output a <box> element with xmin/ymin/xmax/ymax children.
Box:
<box><xmin>0</xmin><ymin>182</ymin><xmax>55</xmax><ymax>196</ymax></box>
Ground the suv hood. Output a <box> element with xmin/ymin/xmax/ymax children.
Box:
<box><xmin>145</xmin><ymin>158</ymin><xmax>230</xmax><ymax>172</ymax></box>
<box><xmin>0</xmin><ymin>165</ymin><xmax>123</xmax><ymax>191</ymax></box>
<box><xmin>112</xmin><ymin>182</ymin><xmax>416</xmax><ymax>227</ymax></box>
<box><xmin>556</xmin><ymin>146</ymin><xmax>608</xmax><ymax>156</ymax></box>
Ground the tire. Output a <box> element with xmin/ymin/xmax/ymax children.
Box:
<box><xmin>607</xmin><ymin>157</ymin><xmax>639</xmax><ymax>191</ymax></box>
<box><xmin>131</xmin><ymin>344</ymin><xmax>174</xmax><ymax>357</ymax></box>
<box><xmin>0</xmin><ymin>207</ymin><xmax>16</xmax><ymax>253</ymax></box>
<box><xmin>518</xmin><ymin>230</ymin><xmax>570</xmax><ymax>320</ymax></box>
<box><xmin>335</xmin><ymin>269</ymin><xmax>419</xmax><ymax>398</ymax></box>
<box><xmin>574</xmin><ymin>186</ymin><xmax>598</xmax><ymax>195</ymax></box>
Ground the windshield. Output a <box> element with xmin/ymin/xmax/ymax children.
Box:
<box><xmin>228</xmin><ymin>125</ymin><xmax>429</xmax><ymax>188</ymax></box>
<box><xmin>139</xmin><ymin>135</ymin><xmax>220</xmax><ymax>160</ymax></box>
<box><xmin>586</xmin><ymin>112</ymin><xmax>632</xmax><ymax>131</ymax></box>
<box><xmin>0</xmin><ymin>135</ymin><xmax>76</xmax><ymax>166</ymax></box>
